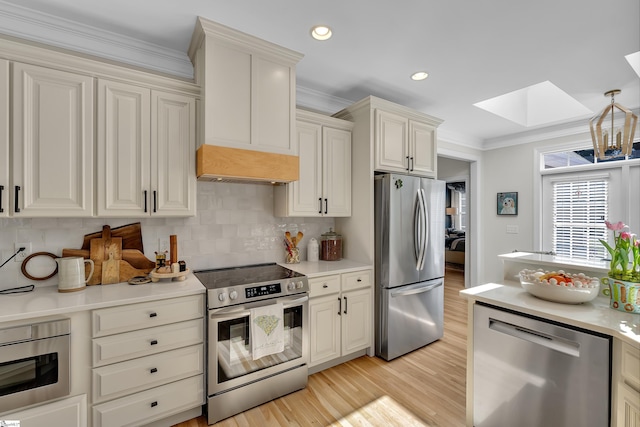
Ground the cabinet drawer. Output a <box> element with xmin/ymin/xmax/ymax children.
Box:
<box><xmin>342</xmin><ymin>270</ymin><xmax>372</xmax><ymax>292</ymax></box>
<box><xmin>621</xmin><ymin>341</ymin><xmax>640</xmax><ymax>388</ymax></box>
<box><xmin>92</xmin><ymin>294</ymin><xmax>204</xmax><ymax>337</ymax></box>
<box><xmin>309</xmin><ymin>275</ymin><xmax>340</xmax><ymax>298</ymax></box>
<box><xmin>93</xmin><ymin>319</ymin><xmax>203</xmax><ymax>367</ymax></box>
<box><xmin>92</xmin><ymin>375</ymin><xmax>204</xmax><ymax>427</ymax></box>
<box><xmin>92</xmin><ymin>344</ymin><xmax>204</xmax><ymax>403</ymax></box>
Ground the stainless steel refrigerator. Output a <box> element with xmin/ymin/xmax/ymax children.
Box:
<box><xmin>374</xmin><ymin>173</ymin><xmax>445</xmax><ymax>361</ymax></box>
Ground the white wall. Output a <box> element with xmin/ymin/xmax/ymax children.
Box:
<box><xmin>0</xmin><ymin>182</ymin><xmax>334</xmax><ymax>290</ymax></box>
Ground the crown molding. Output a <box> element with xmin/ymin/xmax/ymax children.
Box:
<box><xmin>295</xmin><ymin>85</ymin><xmax>353</xmax><ymax>115</ymax></box>
<box><xmin>0</xmin><ymin>0</ymin><xmax>194</xmax><ymax>79</ymax></box>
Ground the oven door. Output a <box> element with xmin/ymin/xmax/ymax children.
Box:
<box><xmin>208</xmin><ymin>294</ymin><xmax>308</xmax><ymax>395</ymax></box>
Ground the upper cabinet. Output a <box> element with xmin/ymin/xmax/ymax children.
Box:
<box><xmin>188</xmin><ymin>17</ymin><xmax>303</xmax><ymax>156</ymax></box>
<box><xmin>275</xmin><ymin>110</ymin><xmax>353</xmax><ymax>217</ymax></box>
<box><xmin>0</xmin><ymin>59</ymin><xmax>7</xmax><ymax>217</ymax></box>
<box><xmin>97</xmin><ymin>80</ymin><xmax>196</xmax><ymax>217</ymax></box>
<box><xmin>12</xmin><ymin>62</ymin><xmax>94</xmax><ymax>217</ymax></box>
<box><xmin>375</xmin><ymin>107</ymin><xmax>439</xmax><ymax>178</ymax></box>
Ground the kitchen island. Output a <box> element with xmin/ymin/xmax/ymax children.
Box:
<box><xmin>461</xmin><ymin>252</ymin><xmax>640</xmax><ymax>427</ymax></box>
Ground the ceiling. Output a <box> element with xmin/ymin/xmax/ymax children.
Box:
<box><xmin>0</xmin><ymin>0</ymin><xmax>638</xmax><ymax>149</ymax></box>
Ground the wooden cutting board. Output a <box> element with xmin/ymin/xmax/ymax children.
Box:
<box><xmin>62</xmin><ymin>248</ymin><xmax>155</xmax><ymax>271</ymax></box>
<box><xmin>88</xmin><ymin>225</ymin><xmax>123</xmax><ymax>285</ymax></box>
<box><xmin>81</xmin><ymin>222</ymin><xmax>144</xmax><ymax>252</ymax></box>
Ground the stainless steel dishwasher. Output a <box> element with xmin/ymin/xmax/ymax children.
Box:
<box><xmin>473</xmin><ymin>303</ymin><xmax>611</xmax><ymax>427</ymax></box>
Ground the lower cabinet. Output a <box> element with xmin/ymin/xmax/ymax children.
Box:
<box><xmin>90</xmin><ymin>294</ymin><xmax>205</xmax><ymax>427</ymax></box>
<box><xmin>613</xmin><ymin>339</ymin><xmax>640</xmax><ymax>427</ymax></box>
<box><xmin>3</xmin><ymin>394</ymin><xmax>87</xmax><ymax>427</ymax></box>
<box><xmin>308</xmin><ymin>269</ymin><xmax>372</xmax><ymax>368</ymax></box>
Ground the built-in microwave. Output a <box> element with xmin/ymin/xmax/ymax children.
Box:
<box><xmin>0</xmin><ymin>319</ymin><xmax>70</xmax><ymax>414</ymax></box>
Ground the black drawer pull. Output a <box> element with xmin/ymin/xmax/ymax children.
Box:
<box><xmin>323</xmin><ymin>284</ymin><xmax>328</xmax><ymax>288</ymax></box>
<box><xmin>151</xmin><ymin>401</ymin><xmax>158</xmax><ymax>408</ymax></box>
<box><xmin>149</xmin><ymin>312</ymin><xmax>157</xmax><ymax>318</ymax></box>
<box><xmin>357</xmin><ymin>278</ymin><xmax>362</xmax><ymax>282</ymax></box>
<box><xmin>150</xmin><ymin>367</ymin><xmax>158</xmax><ymax>374</ymax></box>
<box><xmin>150</xmin><ymin>339</ymin><xmax>158</xmax><ymax>345</ymax></box>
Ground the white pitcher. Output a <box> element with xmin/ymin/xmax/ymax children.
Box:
<box><xmin>56</xmin><ymin>257</ymin><xmax>94</xmax><ymax>293</ymax></box>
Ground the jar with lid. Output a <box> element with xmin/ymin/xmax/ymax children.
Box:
<box><xmin>320</xmin><ymin>228</ymin><xmax>342</xmax><ymax>261</ymax></box>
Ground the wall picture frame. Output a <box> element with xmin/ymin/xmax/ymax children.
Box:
<box><xmin>497</xmin><ymin>192</ymin><xmax>518</xmax><ymax>215</ymax></box>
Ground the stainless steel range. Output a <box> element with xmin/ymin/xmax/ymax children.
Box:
<box><xmin>194</xmin><ymin>263</ymin><xmax>309</xmax><ymax>425</ymax></box>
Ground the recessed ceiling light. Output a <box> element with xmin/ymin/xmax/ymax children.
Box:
<box><xmin>411</xmin><ymin>71</ymin><xmax>429</xmax><ymax>81</ymax></box>
<box><xmin>311</xmin><ymin>25</ymin><xmax>332</xmax><ymax>41</ymax></box>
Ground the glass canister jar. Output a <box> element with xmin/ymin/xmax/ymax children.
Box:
<box><xmin>320</xmin><ymin>228</ymin><xmax>342</xmax><ymax>261</ymax></box>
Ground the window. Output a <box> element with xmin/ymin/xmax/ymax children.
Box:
<box><xmin>551</xmin><ymin>178</ymin><xmax>608</xmax><ymax>259</ymax></box>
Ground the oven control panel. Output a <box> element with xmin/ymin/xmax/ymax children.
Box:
<box><xmin>246</xmin><ymin>283</ymin><xmax>281</xmax><ymax>299</ymax></box>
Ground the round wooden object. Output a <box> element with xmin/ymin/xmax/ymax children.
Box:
<box><xmin>21</xmin><ymin>252</ymin><xmax>59</xmax><ymax>281</ymax></box>
<box><xmin>149</xmin><ymin>268</ymin><xmax>189</xmax><ymax>282</ymax></box>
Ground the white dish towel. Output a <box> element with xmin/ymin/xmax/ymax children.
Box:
<box><xmin>251</xmin><ymin>303</ymin><xmax>284</xmax><ymax>360</ymax></box>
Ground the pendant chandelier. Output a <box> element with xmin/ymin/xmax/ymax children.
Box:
<box><xmin>589</xmin><ymin>89</ymin><xmax>637</xmax><ymax>160</ymax></box>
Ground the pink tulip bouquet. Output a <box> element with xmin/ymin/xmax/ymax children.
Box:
<box><xmin>600</xmin><ymin>221</ymin><xmax>640</xmax><ymax>283</ymax></box>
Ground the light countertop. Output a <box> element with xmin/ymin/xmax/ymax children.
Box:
<box><xmin>280</xmin><ymin>259</ymin><xmax>372</xmax><ymax>278</ymax></box>
<box><xmin>0</xmin><ymin>274</ymin><xmax>205</xmax><ymax>324</ymax></box>
<box><xmin>463</xmin><ymin>253</ymin><xmax>639</xmax><ymax>349</ymax></box>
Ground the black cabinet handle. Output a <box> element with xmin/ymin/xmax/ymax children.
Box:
<box><xmin>153</xmin><ymin>190</ymin><xmax>157</xmax><ymax>213</ymax></box>
<box><xmin>344</xmin><ymin>296</ymin><xmax>348</xmax><ymax>314</ymax></box>
<box><xmin>151</xmin><ymin>401</ymin><xmax>158</xmax><ymax>408</ymax></box>
<box><xmin>150</xmin><ymin>367</ymin><xmax>158</xmax><ymax>374</ymax></box>
<box><xmin>324</xmin><ymin>198</ymin><xmax>328</xmax><ymax>214</ymax></box>
<box><xmin>409</xmin><ymin>156</ymin><xmax>414</xmax><ymax>171</ymax></box>
<box><xmin>143</xmin><ymin>190</ymin><xmax>148</xmax><ymax>213</ymax></box>
<box><xmin>149</xmin><ymin>312</ymin><xmax>157</xmax><ymax>318</ymax></box>
<box><xmin>318</xmin><ymin>198</ymin><xmax>322</xmax><ymax>214</ymax></box>
<box><xmin>150</xmin><ymin>339</ymin><xmax>158</xmax><ymax>346</ymax></box>
<box><xmin>0</xmin><ymin>185</ymin><xmax>4</xmax><ymax>213</ymax></box>
<box><xmin>357</xmin><ymin>278</ymin><xmax>362</xmax><ymax>282</ymax></box>
<box><xmin>406</xmin><ymin>156</ymin><xmax>410</xmax><ymax>171</ymax></box>
<box><xmin>322</xmin><ymin>284</ymin><xmax>328</xmax><ymax>288</ymax></box>
<box><xmin>338</xmin><ymin>297</ymin><xmax>341</xmax><ymax>316</ymax></box>
<box><xmin>14</xmin><ymin>186</ymin><xmax>20</xmax><ymax>213</ymax></box>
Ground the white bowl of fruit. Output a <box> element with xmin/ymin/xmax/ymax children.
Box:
<box><xmin>518</xmin><ymin>269</ymin><xmax>600</xmax><ymax>304</ymax></box>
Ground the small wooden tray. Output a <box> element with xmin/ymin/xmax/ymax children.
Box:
<box><xmin>149</xmin><ymin>268</ymin><xmax>190</xmax><ymax>282</ymax></box>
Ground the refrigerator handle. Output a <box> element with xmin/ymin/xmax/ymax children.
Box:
<box><xmin>413</xmin><ymin>190</ymin><xmax>421</xmax><ymax>268</ymax></box>
<box><xmin>415</xmin><ymin>188</ymin><xmax>427</xmax><ymax>270</ymax></box>
<box><xmin>420</xmin><ymin>187</ymin><xmax>429</xmax><ymax>269</ymax></box>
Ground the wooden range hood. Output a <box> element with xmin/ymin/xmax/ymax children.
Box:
<box><xmin>196</xmin><ymin>145</ymin><xmax>299</xmax><ymax>184</ymax></box>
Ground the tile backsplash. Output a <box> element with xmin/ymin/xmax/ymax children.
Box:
<box><xmin>0</xmin><ymin>182</ymin><xmax>334</xmax><ymax>290</ymax></box>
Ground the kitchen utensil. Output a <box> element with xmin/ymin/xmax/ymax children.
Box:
<box><xmin>81</xmin><ymin>222</ymin><xmax>144</xmax><ymax>252</ymax></box>
<box><xmin>101</xmin><ymin>251</ymin><xmax>120</xmax><ymax>285</ymax></box>
<box><xmin>118</xmin><ymin>260</ymin><xmax>150</xmax><ymax>282</ymax></box>
<box><xmin>170</xmin><ymin>235</ymin><xmax>178</xmax><ymax>265</ymax></box>
<box><xmin>88</xmin><ymin>225</ymin><xmax>123</xmax><ymax>285</ymax></box>
<box><xmin>62</xmin><ymin>248</ymin><xmax>155</xmax><ymax>271</ymax></box>
<box><xmin>56</xmin><ymin>256</ymin><xmax>94</xmax><ymax>292</ymax></box>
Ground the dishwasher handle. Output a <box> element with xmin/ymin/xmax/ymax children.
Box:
<box><xmin>489</xmin><ymin>318</ymin><xmax>580</xmax><ymax>357</ymax></box>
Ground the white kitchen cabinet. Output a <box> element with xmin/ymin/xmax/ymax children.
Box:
<box><xmin>375</xmin><ymin>108</ymin><xmax>437</xmax><ymax>178</ymax></box>
<box><xmin>12</xmin><ymin>62</ymin><xmax>94</xmax><ymax>216</ymax></box>
<box><xmin>3</xmin><ymin>394</ymin><xmax>87</xmax><ymax>427</ymax></box>
<box><xmin>188</xmin><ymin>17</ymin><xmax>303</xmax><ymax>155</ymax></box>
<box><xmin>0</xmin><ymin>59</ymin><xmax>7</xmax><ymax>217</ymax></box>
<box><xmin>275</xmin><ymin>110</ymin><xmax>353</xmax><ymax>217</ymax></box>
<box><xmin>613</xmin><ymin>339</ymin><xmax>640</xmax><ymax>427</ymax></box>
<box><xmin>97</xmin><ymin>79</ymin><xmax>196</xmax><ymax>217</ymax></box>
<box><xmin>308</xmin><ymin>269</ymin><xmax>372</xmax><ymax>368</ymax></box>
<box><xmin>90</xmin><ymin>294</ymin><xmax>205</xmax><ymax>427</ymax></box>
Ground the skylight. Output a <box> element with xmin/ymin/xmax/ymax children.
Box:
<box><xmin>625</xmin><ymin>51</ymin><xmax>640</xmax><ymax>78</ymax></box>
<box><xmin>473</xmin><ymin>81</ymin><xmax>592</xmax><ymax>127</ymax></box>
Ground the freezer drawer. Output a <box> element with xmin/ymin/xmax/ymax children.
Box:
<box><xmin>376</xmin><ymin>279</ymin><xmax>443</xmax><ymax>361</ymax></box>
<box><xmin>473</xmin><ymin>303</ymin><xmax>611</xmax><ymax>427</ymax></box>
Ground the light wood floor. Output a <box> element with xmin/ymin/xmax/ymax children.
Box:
<box><xmin>174</xmin><ymin>269</ymin><xmax>467</xmax><ymax>427</ymax></box>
